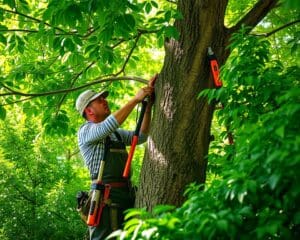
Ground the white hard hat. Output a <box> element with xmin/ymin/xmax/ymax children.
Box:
<box><xmin>75</xmin><ymin>89</ymin><xmax>109</xmax><ymax>116</ymax></box>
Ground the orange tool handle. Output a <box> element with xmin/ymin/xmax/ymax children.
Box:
<box><xmin>123</xmin><ymin>98</ymin><xmax>148</xmax><ymax>178</ymax></box>
<box><xmin>86</xmin><ymin>189</ymin><xmax>101</xmax><ymax>226</ymax></box>
<box><xmin>87</xmin><ymin>160</ymin><xmax>105</xmax><ymax>226</ymax></box>
<box><xmin>208</xmin><ymin>47</ymin><xmax>223</xmax><ymax>88</ymax></box>
<box><xmin>210</xmin><ymin>59</ymin><xmax>222</xmax><ymax>88</ymax></box>
<box><xmin>94</xmin><ymin>184</ymin><xmax>111</xmax><ymax>225</ymax></box>
<box><xmin>123</xmin><ymin>136</ymin><xmax>138</xmax><ymax>178</ymax></box>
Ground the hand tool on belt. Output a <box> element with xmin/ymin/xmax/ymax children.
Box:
<box><xmin>86</xmin><ymin>157</ymin><xmax>106</xmax><ymax>226</ymax></box>
<box><xmin>87</xmin><ymin>136</ymin><xmax>129</xmax><ymax>226</ymax></box>
<box><xmin>86</xmin><ymin>136</ymin><xmax>112</xmax><ymax>226</ymax></box>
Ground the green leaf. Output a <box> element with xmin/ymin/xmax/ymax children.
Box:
<box><xmin>275</xmin><ymin>126</ymin><xmax>285</xmax><ymax>138</ymax></box>
<box><xmin>53</xmin><ymin>37</ymin><xmax>63</xmax><ymax>50</ymax></box>
<box><xmin>216</xmin><ymin>219</ymin><xmax>228</xmax><ymax>231</ymax></box>
<box><xmin>151</xmin><ymin>1</ymin><xmax>158</xmax><ymax>8</ymax></box>
<box><xmin>3</xmin><ymin>0</ymin><xmax>16</xmax><ymax>9</ymax></box>
<box><xmin>64</xmin><ymin>4</ymin><xmax>82</xmax><ymax>27</ymax></box>
<box><xmin>123</xmin><ymin>218</ymin><xmax>141</xmax><ymax>230</ymax></box>
<box><xmin>124</xmin><ymin>208</ymin><xmax>147</xmax><ymax>220</ymax></box>
<box><xmin>62</xmin><ymin>38</ymin><xmax>75</xmax><ymax>52</ymax></box>
<box><xmin>164</xmin><ymin>26</ymin><xmax>179</xmax><ymax>40</ymax></box>
<box><xmin>152</xmin><ymin>205</ymin><xmax>175</xmax><ymax>215</ymax></box>
<box><xmin>268</xmin><ymin>174</ymin><xmax>281</xmax><ymax>190</ymax></box>
<box><xmin>0</xmin><ymin>34</ymin><xmax>7</xmax><ymax>45</ymax></box>
<box><xmin>281</xmin><ymin>0</ymin><xmax>300</xmax><ymax>10</ymax></box>
<box><xmin>123</xmin><ymin>14</ymin><xmax>136</xmax><ymax>30</ymax></box>
<box><xmin>0</xmin><ymin>106</ymin><xmax>6</xmax><ymax>120</ymax></box>
<box><xmin>0</xmin><ymin>25</ymin><xmax>8</xmax><ymax>31</ymax></box>
<box><xmin>164</xmin><ymin>10</ymin><xmax>172</xmax><ymax>21</ymax></box>
<box><xmin>145</xmin><ymin>2</ymin><xmax>152</xmax><ymax>14</ymax></box>
<box><xmin>99</xmin><ymin>27</ymin><xmax>114</xmax><ymax>44</ymax></box>
<box><xmin>101</xmin><ymin>46</ymin><xmax>114</xmax><ymax>64</ymax></box>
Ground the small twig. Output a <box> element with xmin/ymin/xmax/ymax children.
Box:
<box><xmin>114</xmin><ymin>32</ymin><xmax>142</xmax><ymax>76</ymax></box>
<box><xmin>54</xmin><ymin>61</ymin><xmax>96</xmax><ymax>116</ymax></box>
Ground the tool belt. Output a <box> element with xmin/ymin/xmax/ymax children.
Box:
<box><xmin>76</xmin><ymin>182</ymin><xmax>127</xmax><ymax>223</ymax></box>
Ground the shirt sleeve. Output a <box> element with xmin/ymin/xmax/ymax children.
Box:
<box><xmin>78</xmin><ymin>114</ymin><xmax>120</xmax><ymax>145</ymax></box>
<box><xmin>116</xmin><ymin>129</ymin><xmax>148</xmax><ymax>146</ymax></box>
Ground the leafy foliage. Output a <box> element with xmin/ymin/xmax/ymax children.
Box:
<box><xmin>114</xmin><ymin>28</ymin><xmax>300</xmax><ymax>239</ymax></box>
<box><xmin>0</xmin><ymin>0</ymin><xmax>175</xmax><ymax>135</ymax></box>
<box><xmin>0</xmin><ymin>111</ymin><xmax>89</xmax><ymax>239</ymax></box>
<box><xmin>0</xmin><ymin>1</ymin><xmax>299</xmax><ymax>239</ymax></box>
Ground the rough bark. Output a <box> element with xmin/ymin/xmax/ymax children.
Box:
<box><xmin>136</xmin><ymin>0</ymin><xmax>279</xmax><ymax>210</ymax></box>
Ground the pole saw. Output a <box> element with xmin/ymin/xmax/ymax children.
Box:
<box><xmin>208</xmin><ymin>47</ymin><xmax>234</xmax><ymax>144</ymax></box>
<box><xmin>123</xmin><ymin>74</ymin><xmax>158</xmax><ymax>178</ymax></box>
<box><xmin>123</xmin><ymin>98</ymin><xmax>148</xmax><ymax>178</ymax></box>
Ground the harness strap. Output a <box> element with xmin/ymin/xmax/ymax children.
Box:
<box><xmin>114</xmin><ymin>131</ymin><xmax>123</xmax><ymax>142</ymax></box>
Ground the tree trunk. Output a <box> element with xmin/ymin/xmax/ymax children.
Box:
<box><xmin>136</xmin><ymin>0</ymin><xmax>229</xmax><ymax>209</ymax></box>
<box><xmin>136</xmin><ymin>0</ymin><xmax>278</xmax><ymax>210</ymax></box>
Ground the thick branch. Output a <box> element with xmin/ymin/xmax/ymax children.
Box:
<box><xmin>229</xmin><ymin>0</ymin><xmax>279</xmax><ymax>34</ymax></box>
<box><xmin>0</xmin><ymin>28</ymin><xmax>38</xmax><ymax>33</ymax></box>
<box><xmin>0</xmin><ymin>76</ymin><xmax>148</xmax><ymax>98</ymax></box>
<box><xmin>251</xmin><ymin>19</ymin><xmax>300</xmax><ymax>37</ymax></box>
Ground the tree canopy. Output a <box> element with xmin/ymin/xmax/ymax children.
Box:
<box><xmin>0</xmin><ymin>0</ymin><xmax>299</xmax><ymax>239</ymax></box>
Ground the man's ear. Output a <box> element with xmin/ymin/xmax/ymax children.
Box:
<box><xmin>84</xmin><ymin>106</ymin><xmax>94</xmax><ymax>116</ymax></box>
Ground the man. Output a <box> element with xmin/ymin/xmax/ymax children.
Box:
<box><xmin>76</xmin><ymin>78</ymin><xmax>155</xmax><ymax>240</ymax></box>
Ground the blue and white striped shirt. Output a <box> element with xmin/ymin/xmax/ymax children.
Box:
<box><xmin>77</xmin><ymin>114</ymin><xmax>147</xmax><ymax>178</ymax></box>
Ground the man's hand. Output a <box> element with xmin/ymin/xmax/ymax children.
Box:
<box><xmin>134</xmin><ymin>86</ymin><xmax>154</xmax><ymax>103</ymax></box>
<box><xmin>148</xmin><ymin>74</ymin><xmax>158</xmax><ymax>104</ymax></box>
<box><xmin>149</xmin><ymin>74</ymin><xmax>158</xmax><ymax>87</ymax></box>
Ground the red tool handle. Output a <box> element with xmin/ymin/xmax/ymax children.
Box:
<box><xmin>86</xmin><ymin>189</ymin><xmax>101</xmax><ymax>226</ymax></box>
<box><xmin>123</xmin><ymin>74</ymin><xmax>158</xmax><ymax>178</ymax></box>
<box><xmin>208</xmin><ymin>47</ymin><xmax>223</xmax><ymax>88</ymax></box>
<box><xmin>87</xmin><ymin>160</ymin><xmax>105</xmax><ymax>226</ymax></box>
<box><xmin>122</xmin><ymin>136</ymin><xmax>138</xmax><ymax>178</ymax></box>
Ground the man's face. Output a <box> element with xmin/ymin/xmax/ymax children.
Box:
<box><xmin>87</xmin><ymin>96</ymin><xmax>111</xmax><ymax>121</ymax></box>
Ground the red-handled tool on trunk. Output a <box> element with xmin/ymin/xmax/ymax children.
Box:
<box><xmin>123</xmin><ymin>74</ymin><xmax>158</xmax><ymax>178</ymax></box>
<box><xmin>208</xmin><ymin>47</ymin><xmax>234</xmax><ymax>144</ymax></box>
<box><xmin>208</xmin><ymin>47</ymin><xmax>223</xmax><ymax>88</ymax></box>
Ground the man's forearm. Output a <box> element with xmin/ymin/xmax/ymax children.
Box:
<box><xmin>113</xmin><ymin>86</ymin><xmax>154</xmax><ymax>126</ymax></box>
<box><xmin>113</xmin><ymin>98</ymin><xmax>138</xmax><ymax>125</ymax></box>
<box><xmin>140</xmin><ymin>103</ymin><xmax>152</xmax><ymax>135</ymax></box>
